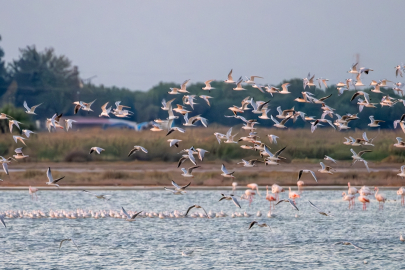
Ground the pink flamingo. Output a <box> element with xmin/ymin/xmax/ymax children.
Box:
<box><xmin>397</xmin><ymin>187</ymin><xmax>405</xmax><ymax>206</ymax></box>
<box><xmin>266</xmin><ymin>185</ymin><xmax>276</xmax><ymax>210</ymax></box>
<box><xmin>358</xmin><ymin>195</ymin><xmax>370</xmax><ymax>210</ymax></box>
<box><xmin>271</xmin><ymin>184</ymin><xmax>285</xmax><ymax>201</ymax></box>
<box><xmin>342</xmin><ymin>192</ymin><xmax>355</xmax><ymax>209</ymax></box>
<box><xmin>247</xmin><ymin>183</ymin><xmax>261</xmax><ymax>197</ymax></box>
<box><xmin>29</xmin><ymin>186</ymin><xmax>39</xmax><ymax>200</ymax></box>
<box><xmin>288</xmin><ymin>187</ymin><xmax>300</xmax><ymax>203</ymax></box>
<box><xmin>240</xmin><ymin>189</ymin><xmax>256</xmax><ymax>207</ymax></box>
<box><xmin>374</xmin><ymin>187</ymin><xmax>387</xmax><ymax>210</ymax></box>
<box><xmin>297</xmin><ymin>180</ymin><xmax>304</xmax><ymax>194</ymax></box>
<box><xmin>348</xmin><ymin>182</ymin><xmax>358</xmax><ymax>206</ymax></box>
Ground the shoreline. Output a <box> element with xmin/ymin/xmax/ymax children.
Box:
<box><xmin>0</xmin><ymin>185</ymin><xmax>400</xmax><ymax>191</ymax></box>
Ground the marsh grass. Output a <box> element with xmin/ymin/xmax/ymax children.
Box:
<box><xmin>3</xmin><ymin>127</ymin><xmax>404</xmax><ymax>164</ymax></box>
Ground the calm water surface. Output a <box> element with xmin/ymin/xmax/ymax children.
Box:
<box><xmin>0</xmin><ymin>189</ymin><xmax>404</xmax><ymax>269</ymax></box>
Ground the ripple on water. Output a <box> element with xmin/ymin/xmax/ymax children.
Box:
<box><xmin>0</xmin><ymin>189</ymin><xmax>404</xmax><ymax>268</ymax></box>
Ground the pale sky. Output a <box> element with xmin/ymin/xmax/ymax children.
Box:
<box><xmin>0</xmin><ymin>1</ymin><xmax>404</xmax><ymax>91</ymax></box>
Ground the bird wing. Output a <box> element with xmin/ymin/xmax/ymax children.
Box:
<box><xmin>257</xmin><ymin>100</ymin><xmax>270</xmax><ymax>111</ymax></box>
<box><xmin>121</xmin><ymin>207</ymin><xmax>131</xmax><ymax>219</ymax></box>
<box><xmin>200</xmin><ymin>206</ymin><xmax>209</xmax><ymax>218</ymax></box>
<box><xmin>181</xmin><ymin>182</ymin><xmax>191</xmax><ymax>190</ymax></box>
<box><xmin>280</xmin><ymin>116</ymin><xmax>291</xmax><ymax>126</ymax></box>
<box><xmin>185</xmin><ymin>205</ymin><xmax>196</xmax><ymax>216</ymax></box>
<box><xmin>248</xmin><ymin>221</ymin><xmax>257</xmax><ymax>230</ymax></box>
<box><xmin>177</xmin><ymin>157</ymin><xmax>187</xmax><ymax>168</ymax></box>
<box><xmin>138</xmin><ymin>146</ymin><xmax>148</xmax><ymax>153</ymax></box>
<box><xmin>101</xmin><ymin>102</ymin><xmax>109</xmax><ymax>111</ymax></box>
<box><xmin>350</xmin><ymin>149</ymin><xmax>357</xmax><ymax>156</ymax></box>
<box><xmin>227</xmin><ymin>69</ymin><xmax>233</xmax><ymax>80</ymax></box>
<box><xmin>348</xmin><ymin>242</ymin><xmax>364</xmax><ymax>250</ymax></box>
<box><xmin>197</xmin><ymin>150</ymin><xmax>206</xmax><ymax>161</ymax></box>
<box><xmin>297</xmin><ymin>170</ymin><xmax>303</xmax><ymax>181</ymax></box>
<box><xmin>362</xmin><ymin>132</ymin><xmax>369</xmax><ymax>142</ymax></box>
<box><xmin>320</xmin><ymin>162</ymin><xmax>325</xmax><ymax>170</ymax></box>
<box><xmin>181</xmin><ymin>168</ymin><xmax>188</xmax><ymax>174</ymax></box>
<box><xmin>47</xmin><ymin>167</ymin><xmax>53</xmax><ymax>182</ymax></box>
<box><xmin>275</xmin><ymin>200</ymin><xmax>287</xmax><ymax>206</ymax></box>
<box><xmin>362</xmin><ymin>160</ymin><xmax>370</xmax><ymax>173</ymax></box>
<box><xmin>0</xmin><ymin>215</ymin><xmax>6</xmax><ymax>228</ymax></box>
<box><xmin>188</xmin><ymin>150</ymin><xmax>197</xmax><ymax>165</ymax></box>
<box><xmin>270</xmin><ymin>115</ymin><xmax>279</xmax><ymax>125</ymax></box>
<box><xmin>288</xmin><ymin>199</ymin><xmax>299</xmax><ymax>211</ymax></box>
<box><xmin>2</xmin><ymin>163</ymin><xmax>8</xmax><ymax>175</ymax></box>
<box><xmin>53</xmin><ymin>176</ymin><xmax>65</xmax><ymax>184</ymax></box>
<box><xmin>71</xmin><ymin>239</ymin><xmax>80</xmax><ymax>250</ymax></box>
<box><xmin>274</xmin><ymin>146</ymin><xmax>287</xmax><ymax>157</ymax></box>
<box><xmin>23</xmin><ymin>101</ymin><xmax>30</xmax><ymax>111</ymax></box>
<box><xmin>231</xmin><ymin>196</ymin><xmax>241</xmax><ymax>208</ymax></box>
<box><xmin>221</xmin><ymin>164</ymin><xmax>230</xmax><ymax>174</ymax></box>
<box><xmin>226</xmin><ymin>127</ymin><xmax>233</xmax><ymax>138</ymax></box>
<box><xmin>358</xmin><ymin>150</ymin><xmax>372</xmax><ymax>157</ymax></box>
<box><xmin>188</xmin><ymin>166</ymin><xmax>200</xmax><ymax>174</ymax></box>
<box><xmin>171</xmin><ymin>180</ymin><xmax>181</xmax><ymax>189</ymax></box>
<box><xmin>59</xmin><ymin>239</ymin><xmax>70</xmax><ymax>249</ymax></box>
<box><xmin>310</xmin><ymin>171</ymin><xmax>318</xmax><ymax>182</ymax></box>
<box><xmin>127</xmin><ymin>148</ymin><xmax>137</xmax><ymax>157</ymax></box>
<box><xmin>308</xmin><ymin>200</ymin><xmax>323</xmax><ymax>213</ymax></box>
<box><xmin>131</xmin><ymin>211</ymin><xmax>142</xmax><ymax>219</ymax></box>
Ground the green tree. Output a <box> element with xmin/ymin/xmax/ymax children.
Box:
<box><xmin>0</xmin><ymin>35</ymin><xmax>8</xmax><ymax>97</ymax></box>
<box><xmin>7</xmin><ymin>46</ymin><xmax>80</xmax><ymax>117</ymax></box>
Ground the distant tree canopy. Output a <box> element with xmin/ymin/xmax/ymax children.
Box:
<box><xmin>0</xmin><ymin>36</ymin><xmax>403</xmax><ymax>130</ymax></box>
<box><xmin>0</xmin><ymin>35</ymin><xmax>8</xmax><ymax>96</ymax></box>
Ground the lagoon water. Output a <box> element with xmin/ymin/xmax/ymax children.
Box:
<box><xmin>0</xmin><ymin>189</ymin><xmax>404</xmax><ymax>269</ymax></box>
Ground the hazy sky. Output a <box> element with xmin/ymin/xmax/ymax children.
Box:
<box><xmin>1</xmin><ymin>1</ymin><xmax>404</xmax><ymax>91</ymax></box>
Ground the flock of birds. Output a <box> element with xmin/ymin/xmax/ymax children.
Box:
<box><xmin>1</xmin><ymin>62</ymin><xmax>405</xmax><ymax>251</ymax></box>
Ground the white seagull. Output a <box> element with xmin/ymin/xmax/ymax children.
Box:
<box><xmin>221</xmin><ymin>164</ymin><xmax>235</xmax><ymax>178</ymax></box>
<box><xmin>89</xmin><ymin>147</ymin><xmax>104</xmax><ymax>155</ymax></box>
<box><xmin>219</xmin><ymin>193</ymin><xmax>241</xmax><ymax>208</ymax></box>
<box><xmin>128</xmin><ymin>146</ymin><xmax>148</xmax><ymax>157</ymax></box>
<box><xmin>23</xmin><ymin>101</ymin><xmax>42</xmax><ymax>115</ymax></box>
<box><xmin>121</xmin><ymin>207</ymin><xmax>142</xmax><ymax>221</ymax></box>
<box><xmin>46</xmin><ymin>167</ymin><xmax>65</xmax><ymax>187</ymax></box>
<box><xmin>181</xmin><ymin>166</ymin><xmax>200</xmax><ymax>177</ymax></box>
<box><xmin>65</xmin><ymin>119</ymin><xmax>76</xmax><ymax>132</ymax></box>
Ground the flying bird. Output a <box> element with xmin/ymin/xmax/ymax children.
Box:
<box><xmin>89</xmin><ymin>147</ymin><xmax>104</xmax><ymax>155</ymax></box>
<box><xmin>23</xmin><ymin>101</ymin><xmax>42</xmax><ymax>115</ymax></box>
<box><xmin>45</xmin><ymin>167</ymin><xmax>65</xmax><ymax>187</ymax></box>
<box><xmin>59</xmin><ymin>239</ymin><xmax>79</xmax><ymax>250</ymax></box>
<box><xmin>219</xmin><ymin>193</ymin><xmax>241</xmax><ymax>208</ymax></box>
<box><xmin>248</xmin><ymin>221</ymin><xmax>271</xmax><ymax>230</ymax></box>
<box><xmin>185</xmin><ymin>205</ymin><xmax>209</xmax><ymax>218</ymax></box>
<box><xmin>128</xmin><ymin>146</ymin><xmax>148</xmax><ymax>157</ymax></box>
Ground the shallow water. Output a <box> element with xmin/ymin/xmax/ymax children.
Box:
<box><xmin>0</xmin><ymin>189</ymin><xmax>404</xmax><ymax>269</ymax></box>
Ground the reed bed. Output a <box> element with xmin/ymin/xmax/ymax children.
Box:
<box><xmin>2</xmin><ymin>127</ymin><xmax>404</xmax><ymax>163</ymax></box>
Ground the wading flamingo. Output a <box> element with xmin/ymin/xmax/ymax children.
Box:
<box><xmin>247</xmin><ymin>183</ymin><xmax>261</xmax><ymax>197</ymax></box>
<box><xmin>289</xmin><ymin>187</ymin><xmax>300</xmax><ymax>203</ymax></box>
<box><xmin>297</xmin><ymin>180</ymin><xmax>304</xmax><ymax>194</ymax></box>
<box><xmin>348</xmin><ymin>182</ymin><xmax>358</xmax><ymax>206</ymax></box>
<box><xmin>342</xmin><ymin>192</ymin><xmax>355</xmax><ymax>209</ymax></box>
<box><xmin>266</xmin><ymin>185</ymin><xmax>276</xmax><ymax>210</ymax></box>
<box><xmin>271</xmin><ymin>184</ymin><xmax>285</xmax><ymax>201</ymax></box>
<box><xmin>240</xmin><ymin>189</ymin><xmax>256</xmax><ymax>207</ymax></box>
<box><xmin>374</xmin><ymin>187</ymin><xmax>387</xmax><ymax>210</ymax></box>
<box><xmin>29</xmin><ymin>186</ymin><xmax>38</xmax><ymax>200</ymax></box>
<box><xmin>358</xmin><ymin>195</ymin><xmax>370</xmax><ymax>210</ymax></box>
<box><xmin>397</xmin><ymin>187</ymin><xmax>405</xmax><ymax>206</ymax></box>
